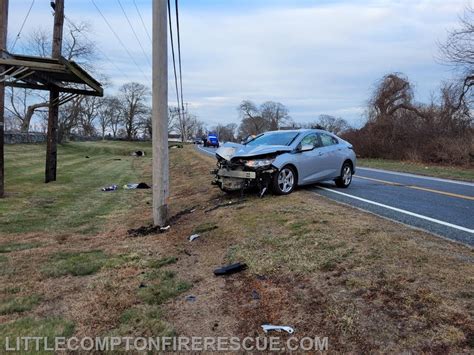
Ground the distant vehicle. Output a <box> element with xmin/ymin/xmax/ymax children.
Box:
<box><xmin>212</xmin><ymin>129</ymin><xmax>356</xmax><ymax>195</ymax></box>
<box><xmin>204</xmin><ymin>134</ymin><xmax>219</xmax><ymax>148</ymax></box>
<box><xmin>194</xmin><ymin>138</ymin><xmax>202</xmax><ymax>144</ymax></box>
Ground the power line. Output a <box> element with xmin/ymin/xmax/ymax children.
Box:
<box><xmin>116</xmin><ymin>0</ymin><xmax>152</xmax><ymax>68</ymax></box>
<box><xmin>168</xmin><ymin>0</ymin><xmax>182</xmax><ymax>121</ymax></box>
<box><xmin>90</xmin><ymin>0</ymin><xmax>150</xmax><ymax>82</ymax></box>
<box><xmin>11</xmin><ymin>0</ymin><xmax>35</xmax><ymax>51</ymax></box>
<box><xmin>64</xmin><ymin>15</ymin><xmax>132</xmax><ymax>82</ymax></box>
<box><xmin>133</xmin><ymin>0</ymin><xmax>152</xmax><ymax>44</ymax></box>
<box><xmin>175</xmin><ymin>0</ymin><xmax>185</xmax><ymax>115</ymax></box>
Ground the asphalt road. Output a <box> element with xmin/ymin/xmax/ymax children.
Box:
<box><xmin>196</xmin><ymin>145</ymin><xmax>474</xmax><ymax>247</ymax></box>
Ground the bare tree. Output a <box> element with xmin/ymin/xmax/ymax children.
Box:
<box><xmin>439</xmin><ymin>5</ymin><xmax>474</xmax><ymax>108</ymax></box>
<box><xmin>214</xmin><ymin>123</ymin><xmax>237</xmax><ymax>142</ymax></box>
<box><xmin>58</xmin><ymin>96</ymin><xmax>85</xmax><ymax>143</ymax></box>
<box><xmin>260</xmin><ymin>101</ymin><xmax>290</xmax><ymax>130</ymax></box>
<box><xmin>79</xmin><ymin>96</ymin><xmax>101</xmax><ymax>136</ymax></box>
<box><xmin>237</xmin><ymin>100</ymin><xmax>268</xmax><ymax>137</ymax></box>
<box><xmin>315</xmin><ymin>115</ymin><xmax>350</xmax><ymax>135</ymax></box>
<box><xmin>119</xmin><ymin>82</ymin><xmax>150</xmax><ymax>140</ymax></box>
<box><xmin>98</xmin><ymin>96</ymin><xmax>122</xmax><ymax>139</ymax></box>
<box><xmin>5</xmin><ymin>88</ymin><xmax>49</xmax><ymax>132</ymax></box>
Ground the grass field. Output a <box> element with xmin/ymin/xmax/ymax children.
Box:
<box><xmin>1</xmin><ymin>141</ymin><xmax>152</xmax><ymax>235</ymax></box>
<box><xmin>358</xmin><ymin>158</ymin><xmax>474</xmax><ymax>182</ymax></box>
<box><xmin>0</xmin><ymin>142</ymin><xmax>472</xmax><ymax>352</ymax></box>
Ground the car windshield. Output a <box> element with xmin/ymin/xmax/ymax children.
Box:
<box><xmin>246</xmin><ymin>132</ymin><xmax>299</xmax><ymax>146</ymax></box>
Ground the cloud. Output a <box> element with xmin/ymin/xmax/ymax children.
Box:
<box><xmin>7</xmin><ymin>0</ymin><xmax>467</xmax><ymax>128</ymax></box>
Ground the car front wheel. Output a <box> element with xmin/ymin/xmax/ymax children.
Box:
<box><xmin>272</xmin><ymin>166</ymin><xmax>296</xmax><ymax>195</ymax></box>
<box><xmin>335</xmin><ymin>162</ymin><xmax>352</xmax><ymax>188</ymax></box>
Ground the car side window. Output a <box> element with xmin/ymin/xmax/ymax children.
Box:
<box><xmin>319</xmin><ymin>133</ymin><xmax>338</xmax><ymax>147</ymax></box>
<box><xmin>300</xmin><ymin>134</ymin><xmax>319</xmax><ymax>148</ymax></box>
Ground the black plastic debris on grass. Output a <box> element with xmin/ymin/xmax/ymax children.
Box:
<box><xmin>132</xmin><ymin>150</ymin><xmax>146</xmax><ymax>157</ymax></box>
<box><xmin>205</xmin><ymin>199</ymin><xmax>246</xmax><ymax>213</ymax></box>
<box><xmin>127</xmin><ymin>206</ymin><xmax>197</xmax><ymax>237</ymax></box>
<box><xmin>168</xmin><ymin>206</ymin><xmax>198</xmax><ymax>224</ymax></box>
<box><xmin>214</xmin><ymin>262</ymin><xmax>247</xmax><ymax>276</ymax></box>
<box><xmin>127</xmin><ymin>224</ymin><xmax>170</xmax><ymax>237</ymax></box>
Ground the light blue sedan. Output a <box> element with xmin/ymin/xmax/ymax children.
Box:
<box><xmin>213</xmin><ymin>129</ymin><xmax>356</xmax><ymax>195</ymax></box>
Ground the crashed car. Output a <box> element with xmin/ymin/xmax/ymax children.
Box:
<box><xmin>212</xmin><ymin>129</ymin><xmax>356</xmax><ymax>195</ymax></box>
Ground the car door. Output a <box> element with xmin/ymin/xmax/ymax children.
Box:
<box><xmin>293</xmin><ymin>133</ymin><xmax>333</xmax><ymax>184</ymax></box>
<box><xmin>318</xmin><ymin>133</ymin><xmax>343</xmax><ymax>178</ymax></box>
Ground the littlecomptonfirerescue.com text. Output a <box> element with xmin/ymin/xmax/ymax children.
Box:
<box><xmin>3</xmin><ymin>335</ymin><xmax>329</xmax><ymax>352</ymax></box>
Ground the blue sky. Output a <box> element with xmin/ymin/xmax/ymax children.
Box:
<box><xmin>7</xmin><ymin>0</ymin><xmax>467</xmax><ymax>128</ymax></box>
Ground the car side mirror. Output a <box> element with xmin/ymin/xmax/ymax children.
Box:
<box><xmin>299</xmin><ymin>144</ymin><xmax>314</xmax><ymax>152</ymax></box>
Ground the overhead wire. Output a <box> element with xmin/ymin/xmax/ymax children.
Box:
<box><xmin>167</xmin><ymin>0</ymin><xmax>183</xmax><ymax>121</ymax></box>
<box><xmin>116</xmin><ymin>0</ymin><xmax>152</xmax><ymax>67</ymax></box>
<box><xmin>132</xmin><ymin>0</ymin><xmax>152</xmax><ymax>44</ymax></box>
<box><xmin>11</xmin><ymin>0</ymin><xmax>36</xmax><ymax>51</ymax></box>
<box><xmin>174</xmin><ymin>0</ymin><xmax>185</xmax><ymax>115</ymax></box>
<box><xmin>90</xmin><ymin>0</ymin><xmax>150</xmax><ymax>82</ymax></box>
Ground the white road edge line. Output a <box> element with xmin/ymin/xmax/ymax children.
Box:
<box><xmin>197</xmin><ymin>145</ymin><xmax>216</xmax><ymax>157</ymax></box>
<box><xmin>317</xmin><ymin>186</ymin><xmax>474</xmax><ymax>234</ymax></box>
<box><xmin>357</xmin><ymin>167</ymin><xmax>474</xmax><ymax>187</ymax></box>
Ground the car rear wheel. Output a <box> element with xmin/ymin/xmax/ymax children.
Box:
<box><xmin>335</xmin><ymin>162</ymin><xmax>352</xmax><ymax>188</ymax></box>
<box><xmin>272</xmin><ymin>166</ymin><xmax>296</xmax><ymax>195</ymax></box>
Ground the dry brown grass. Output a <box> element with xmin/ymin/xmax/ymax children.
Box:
<box><xmin>0</xmin><ymin>145</ymin><xmax>472</xmax><ymax>352</ymax></box>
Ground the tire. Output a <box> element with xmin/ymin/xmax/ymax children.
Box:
<box><xmin>335</xmin><ymin>162</ymin><xmax>352</xmax><ymax>188</ymax></box>
<box><xmin>272</xmin><ymin>165</ymin><xmax>297</xmax><ymax>195</ymax></box>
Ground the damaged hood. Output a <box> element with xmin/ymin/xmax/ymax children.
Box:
<box><xmin>216</xmin><ymin>143</ymin><xmax>292</xmax><ymax>161</ymax></box>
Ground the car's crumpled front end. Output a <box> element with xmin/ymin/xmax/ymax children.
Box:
<box><xmin>211</xmin><ymin>143</ymin><xmax>289</xmax><ymax>194</ymax></box>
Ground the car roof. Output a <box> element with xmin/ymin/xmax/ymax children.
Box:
<box><xmin>264</xmin><ymin>128</ymin><xmax>331</xmax><ymax>135</ymax></box>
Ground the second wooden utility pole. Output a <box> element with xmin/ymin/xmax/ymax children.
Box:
<box><xmin>152</xmin><ymin>0</ymin><xmax>169</xmax><ymax>226</ymax></box>
<box><xmin>0</xmin><ymin>0</ymin><xmax>8</xmax><ymax>198</ymax></box>
<box><xmin>45</xmin><ymin>0</ymin><xmax>64</xmax><ymax>183</ymax></box>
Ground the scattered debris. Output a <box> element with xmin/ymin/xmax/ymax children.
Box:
<box><xmin>168</xmin><ymin>206</ymin><xmax>198</xmax><ymax>224</ymax></box>
<box><xmin>139</xmin><ymin>282</ymin><xmax>147</xmax><ymax>288</ymax></box>
<box><xmin>205</xmin><ymin>199</ymin><xmax>246</xmax><ymax>213</ymax></box>
<box><xmin>251</xmin><ymin>290</ymin><xmax>261</xmax><ymax>300</ymax></box>
<box><xmin>101</xmin><ymin>184</ymin><xmax>118</xmax><ymax>192</ymax></box>
<box><xmin>127</xmin><ymin>224</ymin><xmax>170</xmax><ymax>237</ymax></box>
<box><xmin>214</xmin><ymin>262</ymin><xmax>247</xmax><ymax>276</ymax></box>
<box><xmin>256</xmin><ymin>274</ymin><xmax>267</xmax><ymax>281</ymax></box>
<box><xmin>189</xmin><ymin>234</ymin><xmax>200</xmax><ymax>242</ymax></box>
<box><xmin>131</xmin><ymin>150</ymin><xmax>146</xmax><ymax>157</ymax></box>
<box><xmin>85</xmin><ymin>156</ymin><xmax>90</xmax><ymax>159</ymax></box>
<box><xmin>113</xmin><ymin>158</ymin><xmax>122</xmax><ymax>161</ymax></box>
<box><xmin>185</xmin><ymin>295</ymin><xmax>197</xmax><ymax>302</ymax></box>
<box><xmin>259</xmin><ymin>187</ymin><xmax>267</xmax><ymax>198</ymax></box>
<box><xmin>261</xmin><ymin>325</ymin><xmax>295</xmax><ymax>334</ymax></box>
<box><xmin>123</xmin><ymin>182</ymin><xmax>151</xmax><ymax>190</ymax></box>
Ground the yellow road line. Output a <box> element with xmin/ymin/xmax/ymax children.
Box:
<box><xmin>355</xmin><ymin>175</ymin><xmax>474</xmax><ymax>201</ymax></box>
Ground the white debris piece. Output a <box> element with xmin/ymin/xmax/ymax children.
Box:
<box><xmin>261</xmin><ymin>325</ymin><xmax>295</xmax><ymax>334</ymax></box>
<box><xmin>189</xmin><ymin>234</ymin><xmax>200</xmax><ymax>242</ymax></box>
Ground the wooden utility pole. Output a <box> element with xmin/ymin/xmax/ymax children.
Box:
<box><xmin>0</xmin><ymin>0</ymin><xmax>8</xmax><ymax>198</ymax></box>
<box><xmin>152</xmin><ymin>0</ymin><xmax>169</xmax><ymax>226</ymax></box>
<box><xmin>45</xmin><ymin>0</ymin><xmax>64</xmax><ymax>183</ymax></box>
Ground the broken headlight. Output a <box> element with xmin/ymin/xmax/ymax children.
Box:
<box><xmin>244</xmin><ymin>158</ymin><xmax>275</xmax><ymax>168</ymax></box>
